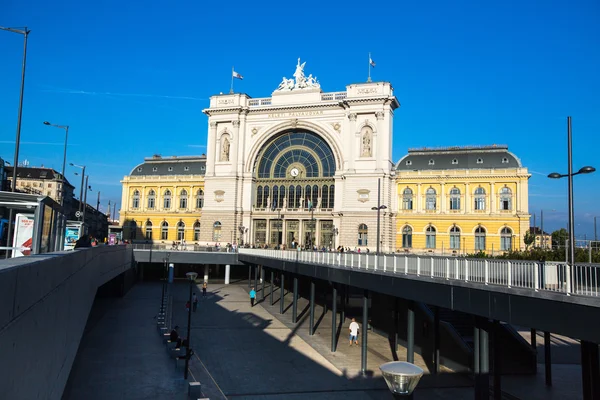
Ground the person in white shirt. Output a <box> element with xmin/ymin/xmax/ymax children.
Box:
<box><xmin>349</xmin><ymin>318</ymin><xmax>360</xmax><ymax>346</ymax></box>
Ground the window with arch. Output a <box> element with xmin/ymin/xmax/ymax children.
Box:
<box><xmin>147</xmin><ymin>190</ymin><xmax>156</xmax><ymax>209</ymax></box>
<box><xmin>295</xmin><ymin>185</ymin><xmax>302</xmax><ymax>209</ymax></box>
<box><xmin>177</xmin><ymin>221</ymin><xmax>185</xmax><ymax>241</ymax></box>
<box><xmin>402</xmin><ymin>188</ymin><xmax>413</xmax><ymax>210</ymax></box>
<box><xmin>402</xmin><ymin>226</ymin><xmax>412</xmax><ymax>248</ymax></box>
<box><xmin>263</xmin><ymin>186</ymin><xmax>270</xmax><ymax>208</ymax></box>
<box><xmin>278</xmin><ymin>185</ymin><xmax>286</xmax><ymax>208</ymax></box>
<box><xmin>145</xmin><ymin>221</ymin><xmax>153</xmax><ymax>240</ymax></box>
<box><xmin>500</xmin><ymin>227</ymin><xmax>513</xmax><ymax>251</ymax></box>
<box><xmin>161</xmin><ymin>221</ymin><xmax>169</xmax><ymax>240</ymax></box>
<box><xmin>426</xmin><ymin>225</ymin><xmax>436</xmax><ymax>249</ymax></box>
<box><xmin>195</xmin><ymin>189</ymin><xmax>204</xmax><ymax>209</ymax></box>
<box><xmin>272</xmin><ymin>186</ymin><xmax>279</xmax><ymax>209</ymax></box>
<box><xmin>425</xmin><ymin>188</ymin><xmax>437</xmax><ymax>210</ymax></box>
<box><xmin>449</xmin><ymin>187</ymin><xmax>461</xmax><ymax>210</ymax></box>
<box><xmin>163</xmin><ymin>190</ymin><xmax>172</xmax><ymax>209</ymax></box>
<box><xmin>358</xmin><ymin>224</ymin><xmax>368</xmax><ymax>246</ymax></box>
<box><xmin>179</xmin><ymin>189</ymin><xmax>188</xmax><ymax>209</ymax></box>
<box><xmin>328</xmin><ymin>185</ymin><xmax>335</xmax><ymax>208</ymax></box>
<box><xmin>129</xmin><ymin>220</ymin><xmax>137</xmax><ymax>240</ymax></box>
<box><xmin>132</xmin><ymin>190</ymin><xmax>140</xmax><ymax>209</ymax></box>
<box><xmin>256</xmin><ymin>185</ymin><xmax>263</xmax><ymax>208</ymax></box>
<box><xmin>288</xmin><ymin>185</ymin><xmax>296</xmax><ymax>208</ymax></box>
<box><xmin>193</xmin><ymin>221</ymin><xmax>201</xmax><ymax>241</ymax></box>
<box><xmin>322</xmin><ymin>185</ymin><xmax>329</xmax><ymax>209</ymax></box>
<box><xmin>312</xmin><ymin>185</ymin><xmax>319</xmax><ymax>208</ymax></box>
<box><xmin>213</xmin><ymin>221</ymin><xmax>222</xmax><ymax>241</ymax></box>
<box><xmin>474</xmin><ymin>187</ymin><xmax>486</xmax><ymax>211</ymax></box>
<box><xmin>450</xmin><ymin>226</ymin><xmax>461</xmax><ymax>250</ymax></box>
<box><xmin>475</xmin><ymin>226</ymin><xmax>486</xmax><ymax>251</ymax></box>
<box><xmin>500</xmin><ymin>187</ymin><xmax>512</xmax><ymax>211</ymax></box>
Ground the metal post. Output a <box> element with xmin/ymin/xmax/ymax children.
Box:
<box><xmin>541</xmin><ymin>210</ymin><xmax>545</xmax><ymax>248</ymax></box>
<box><xmin>493</xmin><ymin>321</ymin><xmax>502</xmax><ymax>400</ymax></box>
<box><xmin>433</xmin><ymin>306</ymin><xmax>440</xmax><ymax>374</ymax></box>
<box><xmin>340</xmin><ymin>285</ymin><xmax>345</xmax><ymax>324</ymax></box>
<box><xmin>531</xmin><ymin>328</ymin><xmax>537</xmax><ymax>349</ymax></box>
<box><xmin>184</xmin><ymin>278</ymin><xmax>193</xmax><ymax>379</ymax></box>
<box><xmin>83</xmin><ymin>175</ymin><xmax>89</xmax><ymax>223</ymax></box>
<box><xmin>248</xmin><ymin>265</ymin><xmax>251</xmax><ymax>288</ymax></box>
<box><xmin>79</xmin><ymin>167</ymin><xmax>85</xmax><ymax>215</ymax></box>
<box><xmin>567</xmin><ymin>117</ymin><xmax>576</xmax><ymax>292</ymax></box>
<box><xmin>544</xmin><ymin>331</ymin><xmax>552</xmax><ymax>386</ymax></box>
<box><xmin>376</xmin><ymin>178</ymin><xmax>381</xmax><ymax>255</ymax></box>
<box><xmin>96</xmin><ymin>190</ymin><xmax>100</xmax><ymax>212</ymax></box>
<box><xmin>474</xmin><ymin>325</ymin><xmax>480</xmax><ymax>399</ymax></box>
<box><xmin>361</xmin><ymin>290</ymin><xmax>368</xmax><ymax>375</ymax></box>
<box><xmin>292</xmin><ymin>277</ymin><xmax>298</xmax><ymax>323</ymax></box>
<box><xmin>407</xmin><ymin>301</ymin><xmax>414</xmax><ymax>364</ymax></box>
<box><xmin>331</xmin><ymin>285</ymin><xmax>337</xmax><ymax>352</ymax></box>
<box><xmin>280</xmin><ymin>273</ymin><xmax>284</xmax><ymax>314</ymax></box>
<box><xmin>394</xmin><ymin>297</ymin><xmax>399</xmax><ymax>352</ymax></box>
<box><xmin>254</xmin><ymin>265</ymin><xmax>258</xmax><ymax>291</ymax></box>
<box><xmin>480</xmin><ymin>320</ymin><xmax>490</xmax><ymax>399</ymax></box>
<box><xmin>595</xmin><ymin>216</ymin><xmax>597</xmax><ymax>242</ymax></box>
<box><xmin>309</xmin><ymin>280</ymin><xmax>315</xmax><ymax>335</ymax></box>
<box><xmin>59</xmin><ymin>126</ymin><xmax>69</xmax><ymax>206</ymax></box>
<box><xmin>270</xmin><ymin>270</ymin><xmax>274</xmax><ymax>306</ymax></box>
<box><xmin>261</xmin><ymin>267</ymin><xmax>265</xmax><ymax>301</ymax></box>
<box><xmin>581</xmin><ymin>340</ymin><xmax>600</xmax><ymax>400</ymax></box>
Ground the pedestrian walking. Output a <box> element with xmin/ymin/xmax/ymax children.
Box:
<box><xmin>349</xmin><ymin>318</ymin><xmax>359</xmax><ymax>346</ymax></box>
<box><xmin>185</xmin><ymin>301</ymin><xmax>190</xmax><ymax>313</ymax></box>
<box><xmin>202</xmin><ymin>282</ymin><xmax>207</xmax><ymax>298</ymax></box>
<box><xmin>192</xmin><ymin>293</ymin><xmax>198</xmax><ymax>312</ymax></box>
<box><xmin>249</xmin><ymin>287</ymin><xmax>256</xmax><ymax>307</ymax></box>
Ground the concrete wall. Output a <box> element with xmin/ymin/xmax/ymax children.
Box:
<box><xmin>0</xmin><ymin>246</ymin><xmax>133</xmax><ymax>400</ymax></box>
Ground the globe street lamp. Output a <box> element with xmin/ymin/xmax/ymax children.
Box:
<box><xmin>548</xmin><ymin>117</ymin><xmax>596</xmax><ymax>293</ymax></box>
<box><xmin>184</xmin><ymin>271</ymin><xmax>198</xmax><ymax>379</ymax></box>
<box><xmin>380</xmin><ymin>361</ymin><xmax>424</xmax><ymax>399</ymax></box>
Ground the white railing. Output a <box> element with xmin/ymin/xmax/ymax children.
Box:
<box><xmin>321</xmin><ymin>92</ymin><xmax>347</xmax><ymax>101</ymax></box>
<box><xmin>238</xmin><ymin>249</ymin><xmax>600</xmax><ymax>297</ymax></box>
<box><xmin>248</xmin><ymin>98</ymin><xmax>272</xmax><ymax>107</ymax></box>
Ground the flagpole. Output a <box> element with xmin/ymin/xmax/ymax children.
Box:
<box><xmin>230</xmin><ymin>66</ymin><xmax>234</xmax><ymax>94</ymax></box>
<box><xmin>367</xmin><ymin>53</ymin><xmax>372</xmax><ymax>83</ymax></box>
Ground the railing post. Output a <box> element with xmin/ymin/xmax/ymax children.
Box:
<box><xmin>351</xmin><ymin>253</ymin><xmax>354</xmax><ymax>268</ymax></box>
<box><xmin>431</xmin><ymin>257</ymin><xmax>434</xmax><ymax>278</ymax></box>
<box><xmin>534</xmin><ymin>262</ymin><xmax>540</xmax><ymax>291</ymax></box>
<box><xmin>344</xmin><ymin>253</ymin><xmax>348</xmax><ymax>267</ymax></box>
<box><xmin>404</xmin><ymin>256</ymin><xmax>408</xmax><ymax>275</ymax></box>
<box><xmin>374</xmin><ymin>254</ymin><xmax>378</xmax><ymax>271</ymax></box>
<box><xmin>455</xmin><ymin>258</ymin><xmax>459</xmax><ymax>279</ymax></box>
<box><xmin>365</xmin><ymin>254</ymin><xmax>369</xmax><ymax>270</ymax></box>
<box><xmin>417</xmin><ymin>257</ymin><xmax>421</xmax><ymax>276</ymax></box>
<box><xmin>465</xmin><ymin>259</ymin><xmax>469</xmax><ymax>282</ymax></box>
<box><xmin>383</xmin><ymin>255</ymin><xmax>387</xmax><ymax>272</ymax></box>
<box><xmin>507</xmin><ymin>261</ymin><xmax>512</xmax><ymax>288</ymax></box>
<box><xmin>357</xmin><ymin>253</ymin><xmax>361</xmax><ymax>268</ymax></box>
<box><xmin>446</xmin><ymin>258</ymin><xmax>450</xmax><ymax>280</ymax></box>
<box><xmin>566</xmin><ymin>264</ymin><xmax>572</xmax><ymax>295</ymax></box>
<box><xmin>394</xmin><ymin>255</ymin><xmax>397</xmax><ymax>273</ymax></box>
<box><xmin>484</xmin><ymin>260</ymin><xmax>489</xmax><ymax>285</ymax></box>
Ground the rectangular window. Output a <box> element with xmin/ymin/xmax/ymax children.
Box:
<box><xmin>475</xmin><ymin>236</ymin><xmax>486</xmax><ymax>251</ymax></box>
<box><xmin>450</xmin><ymin>235</ymin><xmax>460</xmax><ymax>250</ymax></box>
<box><xmin>426</xmin><ymin>235</ymin><xmax>436</xmax><ymax>249</ymax></box>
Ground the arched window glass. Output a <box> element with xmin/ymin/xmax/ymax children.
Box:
<box><xmin>402</xmin><ymin>226</ymin><xmax>412</xmax><ymax>248</ymax></box>
<box><xmin>474</xmin><ymin>187</ymin><xmax>486</xmax><ymax>211</ymax></box>
<box><xmin>177</xmin><ymin>221</ymin><xmax>185</xmax><ymax>241</ymax></box>
<box><xmin>193</xmin><ymin>221</ymin><xmax>201</xmax><ymax>241</ymax></box>
<box><xmin>450</xmin><ymin>226</ymin><xmax>461</xmax><ymax>250</ymax></box>
<box><xmin>312</xmin><ymin>185</ymin><xmax>319</xmax><ymax>208</ymax></box>
<box><xmin>358</xmin><ymin>224</ymin><xmax>368</xmax><ymax>246</ymax></box>
<box><xmin>263</xmin><ymin>186</ymin><xmax>270</xmax><ymax>208</ymax></box>
<box><xmin>195</xmin><ymin>189</ymin><xmax>204</xmax><ymax>209</ymax></box>
<box><xmin>305</xmin><ymin>185</ymin><xmax>312</xmax><ymax>209</ymax></box>
<box><xmin>426</xmin><ymin>188</ymin><xmax>437</xmax><ymax>210</ymax></box>
<box><xmin>179</xmin><ymin>189</ymin><xmax>188</xmax><ymax>209</ymax></box>
<box><xmin>322</xmin><ymin>185</ymin><xmax>329</xmax><ymax>209</ymax></box>
<box><xmin>295</xmin><ymin>185</ymin><xmax>302</xmax><ymax>209</ymax></box>
<box><xmin>475</xmin><ymin>226</ymin><xmax>486</xmax><ymax>251</ymax></box>
<box><xmin>500</xmin><ymin>187</ymin><xmax>512</xmax><ymax>211</ymax></box>
<box><xmin>500</xmin><ymin>227</ymin><xmax>513</xmax><ymax>251</ymax></box>
<box><xmin>256</xmin><ymin>185</ymin><xmax>263</xmax><ymax>208</ymax></box>
<box><xmin>402</xmin><ymin>188</ymin><xmax>413</xmax><ymax>210</ymax></box>
<box><xmin>147</xmin><ymin>190</ymin><xmax>156</xmax><ymax>209</ymax></box>
<box><xmin>328</xmin><ymin>185</ymin><xmax>335</xmax><ymax>208</ymax></box>
<box><xmin>288</xmin><ymin>185</ymin><xmax>296</xmax><ymax>208</ymax></box>
<box><xmin>161</xmin><ymin>221</ymin><xmax>169</xmax><ymax>240</ymax></box>
<box><xmin>279</xmin><ymin>185</ymin><xmax>286</xmax><ymax>208</ymax></box>
<box><xmin>132</xmin><ymin>190</ymin><xmax>140</xmax><ymax>209</ymax></box>
<box><xmin>213</xmin><ymin>221</ymin><xmax>222</xmax><ymax>241</ymax></box>
<box><xmin>145</xmin><ymin>221</ymin><xmax>152</xmax><ymax>240</ymax></box>
<box><xmin>426</xmin><ymin>225</ymin><xmax>436</xmax><ymax>249</ymax></box>
<box><xmin>163</xmin><ymin>190</ymin><xmax>172</xmax><ymax>209</ymax></box>
<box><xmin>272</xmin><ymin>186</ymin><xmax>279</xmax><ymax>210</ymax></box>
<box><xmin>449</xmin><ymin>187</ymin><xmax>461</xmax><ymax>210</ymax></box>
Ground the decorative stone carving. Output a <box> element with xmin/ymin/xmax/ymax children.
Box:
<box><xmin>274</xmin><ymin>58</ymin><xmax>321</xmax><ymax>92</ymax></box>
<box><xmin>357</xmin><ymin>189</ymin><xmax>370</xmax><ymax>203</ymax></box>
<box><xmin>361</xmin><ymin>126</ymin><xmax>373</xmax><ymax>157</ymax></box>
<box><xmin>348</xmin><ymin>113</ymin><xmax>357</xmax><ymax>121</ymax></box>
<box><xmin>232</xmin><ymin>120</ymin><xmax>241</xmax><ymax>127</ymax></box>
<box><xmin>376</xmin><ymin>112</ymin><xmax>385</xmax><ymax>120</ymax></box>
<box><xmin>214</xmin><ymin>190</ymin><xmax>225</xmax><ymax>202</ymax></box>
<box><xmin>221</xmin><ymin>137</ymin><xmax>230</xmax><ymax>162</ymax></box>
<box><xmin>331</xmin><ymin>122</ymin><xmax>341</xmax><ymax>133</ymax></box>
<box><xmin>209</xmin><ymin>122</ymin><xmax>217</xmax><ymax>128</ymax></box>
<box><xmin>290</xmin><ymin>119</ymin><xmax>298</xmax><ymax>128</ymax></box>
<box><xmin>251</xmin><ymin>127</ymin><xmax>259</xmax><ymax>135</ymax></box>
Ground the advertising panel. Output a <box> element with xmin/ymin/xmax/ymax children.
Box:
<box><xmin>64</xmin><ymin>224</ymin><xmax>81</xmax><ymax>250</ymax></box>
<box><xmin>12</xmin><ymin>213</ymin><xmax>35</xmax><ymax>257</ymax></box>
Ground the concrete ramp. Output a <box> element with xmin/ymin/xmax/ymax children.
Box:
<box><xmin>0</xmin><ymin>246</ymin><xmax>133</xmax><ymax>400</ymax></box>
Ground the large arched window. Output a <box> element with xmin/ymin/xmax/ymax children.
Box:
<box><xmin>163</xmin><ymin>190</ymin><xmax>172</xmax><ymax>209</ymax></box>
<box><xmin>449</xmin><ymin>187</ymin><xmax>461</xmax><ymax>210</ymax></box>
<box><xmin>475</xmin><ymin>226</ymin><xmax>486</xmax><ymax>251</ymax></box>
<box><xmin>193</xmin><ymin>221</ymin><xmax>201</xmax><ymax>241</ymax></box>
<box><xmin>402</xmin><ymin>226</ymin><xmax>412</xmax><ymax>248</ymax></box>
<box><xmin>177</xmin><ymin>221</ymin><xmax>185</xmax><ymax>241</ymax></box>
<box><xmin>147</xmin><ymin>190</ymin><xmax>156</xmax><ymax>209</ymax></box>
<box><xmin>425</xmin><ymin>188</ymin><xmax>437</xmax><ymax>210</ymax></box>
<box><xmin>450</xmin><ymin>226</ymin><xmax>461</xmax><ymax>250</ymax></box>
<box><xmin>500</xmin><ymin>227</ymin><xmax>513</xmax><ymax>251</ymax></box>
<box><xmin>213</xmin><ymin>221</ymin><xmax>222</xmax><ymax>241</ymax></box>
<box><xmin>179</xmin><ymin>189</ymin><xmax>188</xmax><ymax>209</ymax></box>
<box><xmin>358</xmin><ymin>224</ymin><xmax>368</xmax><ymax>246</ymax></box>
<box><xmin>256</xmin><ymin>185</ymin><xmax>263</xmax><ymax>208</ymax></box>
<box><xmin>195</xmin><ymin>189</ymin><xmax>204</xmax><ymax>209</ymax></box>
<box><xmin>402</xmin><ymin>188</ymin><xmax>413</xmax><ymax>210</ymax></box>
<box><xmin>426</xmin><ymin>225</ymin><xmax>436</xmax><ymax>249</ymax></box>
<box><xmin>500</xmin><ymin>187</ymin><xmax>512</xmax><ymax>211</ymax></box>
<box><xmin>145</xmin><ymin>220</ymin><xmax>152</xmax><ymax>240</ymax></box>
<box><xmin>132</xmin><ymin>190</ymin><xmax>140</xmax><ymax>209</ymax></box>
<box><xmin>474</xmin><ymin>187</ymin><xmax>486</xmax><ymax>211</ymax></box>
<box><xmin>161</xmin><ymin>221</ymin><xmax>169</xmax><ymax>240</ymax></box>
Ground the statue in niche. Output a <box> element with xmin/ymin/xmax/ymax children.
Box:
<box><xmin>221</xmin><ymin>137</ymin><xmax>230</xmax><ymax>161</ymax></box>
<box><xmin>361</xmin><ymin>128</ymin><xmax>372</xmax><ymax>157</ymax></box>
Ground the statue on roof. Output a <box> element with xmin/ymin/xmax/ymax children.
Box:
<box><xmin>275</xmin><ymin>58</ymin><xmax>320</xmax><ymax>92</ymax></box>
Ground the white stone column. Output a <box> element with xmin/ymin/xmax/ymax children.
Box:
<box><xmin>417</xmin><ymin>184</ymin><xmax>422</xmax><ymax>212</ymax></box>
<box><xmin>465</xmin><ymin>183</ymin><xmax>470</xmax><ymax>214</ymax></box>
<box><xmin>440</xmin><ymin>183</ymin><xmax>446</xmax><ymax>213</ymax></box>
<box><xmin>375</xmin><ymin>111</ymin><xmax>385</xmax><ymax>172</ymax></box>
<box><xmin>347</xmin><ymin>113</ymin><xmax>357</xmax><ymax>171</ymax></box>
<box><xmin>203</xmin><ymin>264</ymin><xmax>209</xmax><ymax>283</ymax></box>
<box><xmin>206</xmin><ymin>122</ymin><xmax>218</xmax><ymax>176</ymax></box>
<box><xmin>224</xmin><ymin>264</ymin><xmax>231</xmax><ymax>285</ymax></box>
<box><xmin>490</xmin><ymin>182</ymin><xmax>495</xmax><ymax>214</ymax></box>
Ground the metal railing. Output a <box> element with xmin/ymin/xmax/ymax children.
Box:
<box><xmin>130</xmin><ymin>243</ymin><xmax>236</xmax><ymax>253</ymax></box>
<box><xmin>239</xmin><ymin>249</ymin><xmax>600</xmax><ymax>297</ymax></box>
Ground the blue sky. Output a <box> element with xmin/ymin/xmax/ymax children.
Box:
<box><xmin>1</xmin><ymin>0</ymin><xmax>599</xmax><ymax>238</ymax></box>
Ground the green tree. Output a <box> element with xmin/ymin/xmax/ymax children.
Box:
<box><xmin>523</xmin><ymin>230</ymin><xmax>535</xmax><ymax>249</ymax></box>
<box><xmin>552</xmin><ymin>228</ymin><xmax>569</xmax><ymax>248</ymax></box>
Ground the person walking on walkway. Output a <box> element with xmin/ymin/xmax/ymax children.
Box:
<box><xmin>349</xmin><ymin>318</ymin><xmax>359</xmax><ymax>346</ymax></box>
<box><xmin>249</xmin><ymin>287</ymin><xmax>256</xmax><ymax>307</ymax></box>
<box><xmin>192</xmin><ymin>293</ymin><xmax>198</xmax><ymax>312</ymax></box>
<box><xmin>202</xmin><ymin>282</ymin><xmax>207</xmax><ymax>299</ymax></box>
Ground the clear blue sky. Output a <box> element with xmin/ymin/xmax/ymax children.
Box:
<box><xmin>1</xmin><ymin>0</ymin><xmax>599</xmax><ymax>238</ymax></box>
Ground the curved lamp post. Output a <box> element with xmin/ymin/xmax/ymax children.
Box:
<box><xmin>43</xmin><ymin>121</ymin><xmax>69</xmax><ymax>205</ymax></box>
<box><xmin>380</xmin><ymin>361</ymin><xmax>424</xmax><ymax>399</ymax></box>
<box><xmin>184</xmin><ymin>271</ymin><xmax>198</xmax><ymax>379</ymax></box>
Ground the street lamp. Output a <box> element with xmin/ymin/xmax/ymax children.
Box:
<box><xmin>371</xmin><ymin>178</ymin><xmax>388</xmax><ymax>255</ymax></box>
<box><xmin>271</xmin><ymin>204</ymin><xmax>284</xmax><ymax>249</ymax></box>
<box><xmin>380</xmin><ymin>361</ymin><xmax>424</xmax><ymax>399</ymax></box>
<box><xmin>43</xmin><ymin>121</ymin><xmax>69</xmax><ymax>206</ymax></box>
<box><xmin>71</xmin><ymin>163</ymin><xmax>86</xmax><ymax>218</ymax></box>
<box><xmin>548</xmin><ymin>116</ymin><xmax>596</xmax><ymax>292</ymax></box>
<box><xmin>161</xmin><ymin>253</ymin><xmax>171</xmax><ymax>313</ymax></box>
<box><xmin>1</xmin><ymin>26</ymin><xmax>30</xmax><ymax>260</ymax></box>
<box><xmin>184</xmin><ymin>271</ymin><xmax>198</xmax><ymax>379</ymax></box>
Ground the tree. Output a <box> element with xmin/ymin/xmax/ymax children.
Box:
<box><xmin>552</xmin><ymin>228</ymin><xmax>569</xmax><ymax>248</ymax></box>
<box><xmin>523</xmin><ymin>230</ymin><xmax>535</xmax><ymax>249</ymax></box>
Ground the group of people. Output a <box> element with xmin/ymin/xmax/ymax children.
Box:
<box><xmin>185</xmin><ymin>282</ymin><xmax>208</xmax><ymax>312</ymax></box>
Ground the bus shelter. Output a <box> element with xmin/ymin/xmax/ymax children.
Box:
<box><xmin>0</xmin><ymin>191</ymin><xmax>67</xmax><ymax>257</ymax></box>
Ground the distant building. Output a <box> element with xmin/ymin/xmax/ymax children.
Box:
<box><xmin>0</xmin><ymin>158</ymin><xmax>7</xmax><ymax>191</ymax></box>
<box><xmin>395</xmin><ymin>145</ymin><xmax>531</xmax><ymax>254</ymax></box>
<box><xmin>4</xmin><ymin>166</ymin><xmax>75</xmax><ymax>211</ymax></box>
<box><xmin>529</xmin><ymin>227</ymin><xmax>552</xmax><ymax>249</ymax></box>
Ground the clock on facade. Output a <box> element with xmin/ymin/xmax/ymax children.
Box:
<box><xmin>290</xmin><ymin>168</ymin><xmax>299</xmax><ymax>177</ymax></box>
